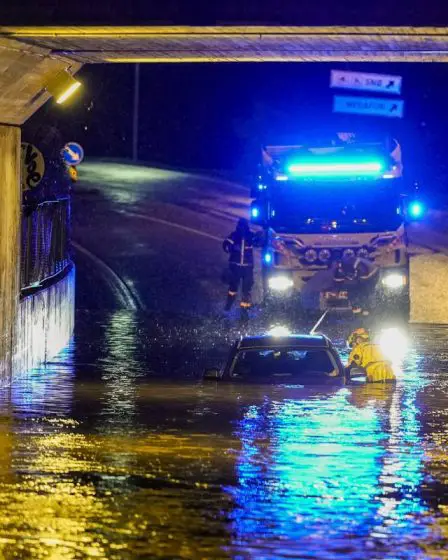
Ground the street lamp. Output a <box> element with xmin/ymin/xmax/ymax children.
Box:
<box><xmin>46</xmin><ymin>70</ymin><xmax>82</xmax><ymax>105</ymax></box>
<box><xmin>132</xmin><ymin>63</ymin><xmax>140</xmax><ymax>162</ymax></box>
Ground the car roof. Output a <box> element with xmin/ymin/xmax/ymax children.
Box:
<box><xmin>239</xmin><ymin>334</ymin><xmax>331</xmax><ymax>350</ymax></box>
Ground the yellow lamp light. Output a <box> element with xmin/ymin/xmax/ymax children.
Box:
<box><xmin>46</xmin><ymin>70</ymin><xmax>82</xmax><ymax>104</ymax></box>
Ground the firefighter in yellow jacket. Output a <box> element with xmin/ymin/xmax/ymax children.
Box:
<box><xmin>346</xmin><ymin>328</ymin><xmax>396</xmax><ymax>383</ymax></box>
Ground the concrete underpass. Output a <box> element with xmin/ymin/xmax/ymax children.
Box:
<box><xmin>2</xmin><ymin>24</ymin><xmax>448</xmax><ymax>382</ymax></box>
<box><xmin>1</xmin><ymin>22</ymin><xmax>448</xmax><ymax>559</ymax></box>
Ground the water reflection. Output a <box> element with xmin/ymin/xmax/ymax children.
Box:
<box><xmin>10</xmin><ymin>342</ymin><xmax>76</xmax><ymax>419</ymax></box>
<box><xmin>100</xmin><ymin>310</ymin><xmax>143</xmax><ymax>430</ymax></box>
<box><xmin>229</xmin><ymin>361</ymin><xmax>431</xmax><ymax>558</ymax></box>
<box><xmin>0</xmin><ymin>315</ymin><xmax>446</xmax><ymax>558</ymax></box>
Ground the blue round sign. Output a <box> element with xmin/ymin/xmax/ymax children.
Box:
<box><xmin>62</xmin><ymin>142</ymin><xmax>84</xmax><ymax>166</ymax></box>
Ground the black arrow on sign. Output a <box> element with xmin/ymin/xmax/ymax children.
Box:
<box><xmin>386</xmin><ymin>80</ymin><xmax>396</xmax><ymax>89</ymax></box>
<box><xmin>390</xmin><ymin>104</ymin><xmax>398</xmax><ymax>112</ymax></box>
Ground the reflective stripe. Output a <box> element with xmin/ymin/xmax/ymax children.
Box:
<box><xmin>226</xmin><ymin>238</ymin><xmax>235</xmax><ymax>244</ymax></box>
<box><xmin>228</xmin><ymin>291</ymin><xmax>237</xmax><ymax>296</ymax></box>
<box><xmin>240</xmin><ymin>301</ymin><xmax>252</xmax><ymax>309</ymax></box>
<box><xmin>241</xmin><ymin>238</ymin><xmax>245</xmax><ymax>265</ymax></box>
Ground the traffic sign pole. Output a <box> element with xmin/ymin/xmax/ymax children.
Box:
<box><xmin>132</xmin><ymin>63</ymin><xmax>140</xmax><ymax>162</ymax></box>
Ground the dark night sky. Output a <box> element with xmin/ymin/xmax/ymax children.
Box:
<box><xmin>10</xmin><ymin>0</ymin><xmax>448</xmax><ymax>200</ymax></box>
<box><xmin>2</xmin><ymin>0</ymin><xmax>448</xmax><ymax>26</ymax></box>
<box><xmin>24</xmin><ymin>61</ymin><xmax>448</xmax><ymax>197</ymax></box>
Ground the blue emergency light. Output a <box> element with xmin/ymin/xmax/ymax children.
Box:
<box><xmin>263</xmin><ymin>252</ymin><xmax>273</xmax><ymax>265</ymax></box>
<box><xmin>287</xmin><ymin>161</ymin><xmax>384</xmax><ymax>178</ymax></box>
<box><xmin>408</xmin><ymin>201</ymin><xmax>425</xmax><ymax>219</ymax></box>
<box><xmin>251</xmin><ymin>207</ymin><xmax>260</xmax><ymax>219</ymax></box>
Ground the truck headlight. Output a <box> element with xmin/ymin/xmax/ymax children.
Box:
<box><xmin>268</xmin><ymin>325</ymin><xmax>291</xmax><ymax>336</ymax></box>
<box><xmin>318</xmin><ymin>249</ymin><xmax>331</xmax><ymax>263</ymax></box>
<box><xmin>304</xmin><ymin>249</ymin><xmax>318</xmax><ymax>263</ymax></box>
<box><xmin>382</xmin><ymin>273</ymin><xmax>407</xmax><ymax>289</ymax></box>
<box><xmin>343</xmin><ymin>248</ymin><xmax>356</xmax><ymax>260</ymax></box>
<box><xmin>357</xmin><ymin>247</ymin><xmax>370</xmax><ymax>259</ymax></box>
<box><xmin>268</xmin><ymin>275</ymin><xmax>294</xmax><ymax>292</ymax></box>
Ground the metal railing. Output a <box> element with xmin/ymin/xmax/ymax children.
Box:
<box><xmin>21</xmin><ymin>198</ymin><xmax>71</xmax><ymax>292</ymax></box>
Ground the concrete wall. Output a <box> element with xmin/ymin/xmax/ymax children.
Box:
<box><xmin>0</xmin><ymin>126</ymin><xmax>20</xmax><ymax>387</ymax></box>
<box><xmin>13</xmin><ymin>266</ymin><xmax>75</xmax><ymax>379</ymax></box>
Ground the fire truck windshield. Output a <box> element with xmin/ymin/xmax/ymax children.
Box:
<box><xmin>269</xmin><ymin>184</ymin><xmax>403</xmax><ymax>234</ymax></box>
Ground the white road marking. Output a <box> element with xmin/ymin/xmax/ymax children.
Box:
<box><xmin>120</xmin><ymin>210</ymin><xmax>222</xmax><ymax>242</ymax></box>
<box><xmin>72</xmin><ymin>241</ymin><xmax>142</xmax><ymax>310</ymax></box>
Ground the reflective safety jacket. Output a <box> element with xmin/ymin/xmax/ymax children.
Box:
<box><xmin>223</xmin><ymin>230</ymin><xmax>260</xmax><ymax>267</ymax></box>
<box><xmin>348</xmin><ymin>342</ymin><xmax>396</xmax><ymax>383</ymax></box>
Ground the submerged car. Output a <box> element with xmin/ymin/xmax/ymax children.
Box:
<box><xmin>204</xmin><ymin>333</ymin><xmax>345</xmax><ymax>384</ymax></box>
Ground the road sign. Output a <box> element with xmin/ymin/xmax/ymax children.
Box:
<box><xmin>21</xmin><ymin>143</ymin><xmax>45</xmax><ymax>191</ymax></box>
<box><xmin>62</xmin><ymin>142</ymin><xmax>84</xmax><ymax>166</ymax></box>
<box><xmin>330</xmin><ymin>70</ymin><xmax>402</xmax><ymax>95</ymax></box>
<box><xmin>333</xmin><ymin>95</ymin><xmax>404</xmax><ymax>118</ymax></box>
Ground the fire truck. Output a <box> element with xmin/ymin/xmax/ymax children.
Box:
<box><xmin>250</xmin><ymin>133</ymin><xmax>421</xmax><ymax>317</ymax></box>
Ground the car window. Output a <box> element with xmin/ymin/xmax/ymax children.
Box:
<box><xmin>230</xmin><ymin>348</ymin><xmax>338</xmax><ymax>379</ymax></box>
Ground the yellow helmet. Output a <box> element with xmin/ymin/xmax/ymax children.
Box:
<box><xmin>347</xmin><ymin>328</ymin><xmax>370</xmax><ymax>348</ymax></box>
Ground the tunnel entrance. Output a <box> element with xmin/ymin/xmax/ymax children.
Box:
<box><xmin>1</xmin><ymin>24</ymin><xmax>448</xmax><ymax>381</ymax></box>
<box><xmin>1</xmin><ymin>24</ymin><xmax>448</xmax><ymax>559</ymax></box>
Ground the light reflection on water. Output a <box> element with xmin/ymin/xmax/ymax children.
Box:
<box><xmin>0</xmin><ymin>313</ymin><xmax>447</xmax><ymax>558</ymax></box>
<box><xmin>229</xmin><ymin>380</ymin><xmax>429</xmax><ymax>559</ymax></box>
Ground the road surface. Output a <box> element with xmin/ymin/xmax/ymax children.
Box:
<box><xmin>73</xmin><ymin>161</ymin><xmax>250</xmax><ymax>316</ymax></box>
<box><xmin>73</xmin><ymin>160</ymin><xmax>448</xmax><ymax>324</ymax></box>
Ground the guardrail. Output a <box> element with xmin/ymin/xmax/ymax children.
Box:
<box><xmin>21</xmin><ymin>198</ymin><xmax>71</xmax><ymax>293</ymax></box>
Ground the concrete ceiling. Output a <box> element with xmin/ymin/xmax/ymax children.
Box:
<box><xmin>0</xmin><ymin>36</ymin><xmax>81</xmax><ymax>125</ymax></box>
<box><xmin>4</xmin><ymin>26</ymin><xmax>448</xmax><ymax>63</ymax></box>
<box><xmin>1</xmin><ymin>26</ymin><xmax>448</xmax><ymax>124</ymax></box>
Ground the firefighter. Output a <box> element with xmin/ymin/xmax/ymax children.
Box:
<box><xmin>334</xmin><ymin>255</ymin><xmax>379</xmax><ymax>314</ymax></box>
<box><xmin>223</xmin><ymin>218</ymin><xmax>261</xmax><ymax>312</ymax></box>
<box><xmin>346</xmin><ymin>328</ymin><xmax>396</xmax><ymax>383</ymax></box>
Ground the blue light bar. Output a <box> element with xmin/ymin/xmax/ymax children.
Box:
<box><xmin>287</xmin><ymin>161</ymin><xmax>383</xmax><ymax>177</ymax></box>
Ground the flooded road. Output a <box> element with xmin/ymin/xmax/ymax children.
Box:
<box><xmin>1</xmin><ymin>311</ymin><xmax>448</xmax><ymax>559</ymax></box>
<box><xmin>11</xmin><ymin>160</ymin><xmax>447</xmax><ymax>557</ymax></box>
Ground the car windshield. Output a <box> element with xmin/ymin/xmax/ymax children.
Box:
<box><xmin>230</xmin><ymin>347</ymin><xmax>338</xmax><ymax>381</ymax></box>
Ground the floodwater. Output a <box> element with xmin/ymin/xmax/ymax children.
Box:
<box><xmin>1</xmin><ymin>311</ymin><xmax>448</xmax><ymax>559</ymax></box>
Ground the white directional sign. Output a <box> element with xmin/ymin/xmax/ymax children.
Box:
<box><xmin>333</xmin><ymin>95</ymin><xmax>404</xmax><ymax>118</ymax></box>
<box><xmin>330</xmin><ymin>70</ymin><xmax>402</xmax><ymax>95</ymax></box>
